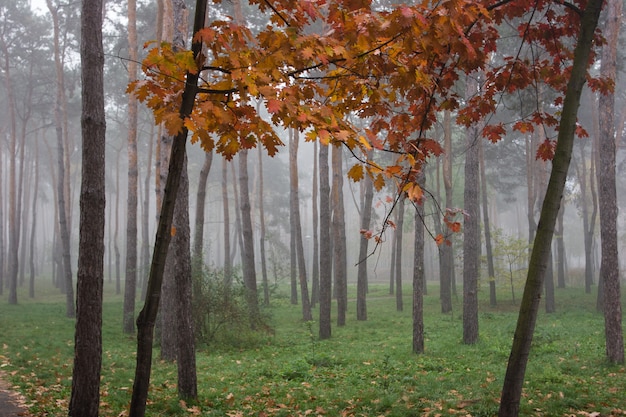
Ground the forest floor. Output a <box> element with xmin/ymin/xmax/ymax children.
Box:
<box><xmin>0</xmin><ymin>373</ymin><xmax>29</xmax><ymax>417</ymax></box>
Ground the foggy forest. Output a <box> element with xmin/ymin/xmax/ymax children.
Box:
<box><xmin>0</xmin><ymin>0</ymin><xmax>624</xmax><ymax>416</ymax></box>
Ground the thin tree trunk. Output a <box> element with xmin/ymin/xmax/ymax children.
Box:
<box><xmin>0</xmin><ymin>130</ymin><xmax>4</xmax><ymax>296</ymax></box>
<box><xmin>124</xmin><ymin>0</ymin><xmax>139</xmax><ymax>334</ymax></box>
<box><xmin>222</xmin><ymin>158</ymin><xmax>232</xmax><ymax>287</ymax></box>
<box><xmin>395</xmin><ymin>198</ymin><xmax>405</xmax><ymax>312</ymax></box>
<box><xmin>555</xmin><ymin>205</ymin><xmax>566</xmax><ymax>288</ymax></box>
<box><xmin>356</xmin><ymin>164</ymin><xmax>373</xmax><ymax>321</ymax></box>
<box><xmin>597</xmin><ymin>0</ymin><xmax>624</xmax><ymax>364</ymax></box>
<box><xmin>412</xmin><ymin>175</ymin><xmax>425</xmax><ymax>354</ymax></box>
<box><xmin>290</xmin><ymin>131</ymin><xmax>312</xmax><ymax>321</ymax></box>
<box><xmin>257</xmin><ymin>145</ymin><xmax>270</xmax><ymax>306</ymax></box>
<box><xmin>239</xmin><ymin>149</ymin><xmax>260</xmax><ymax>327</ymax></box>
<box><xmin>29</xmin><ymin>146</ymin><xmax>39</xmax><ymax>298</ymax></box>
<box><xmin>479</xmin><ymin>137</ymin><xmax>496</xmax><ymax>306</ymax></box>
<box><xmin>440</xmin><ymin>110</ymin><xmax>453</xmax><ymax>313</ymax></box>
<box><xmin>68</xmin><ymin>0</ymin><xmax>106</xmax><ymax>411</ymax></box>
<box><xmin>193</xmin><ymin>151</ymin><xmax>213</xmax><ymax>268</ymax></box>
<box><xmin>331</xmin><ymin>144</ymin><xmax>347</xmax><ymax>327</ymax></box>
<box><xmin>140</xmin><ymin>124</ymin><xmax>154</xmax><ymax>301</ymax></box>
<box><xmin>114</xmin><ymin>154</ymin><xmax>121</xmax><ymax>296</ymax></box>
<box><xmin>499</xmin><ymin>2</ymin><xmax>603</xmax><ymax>413</ymax></box>
<box><xmin>311</xmin><ymin>141</ymin><xmax>320</xmax><ymax>306</ymax></box>
<box><xmin>318</xmin><ymin>143</ymin><xmax>332</xmax><ymax>339</ymax></box>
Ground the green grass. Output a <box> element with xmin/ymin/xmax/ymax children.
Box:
<box><xmin>1</xmin><ymin>281</ymin><xmax>625</xmax><ymax>416</ymax></box>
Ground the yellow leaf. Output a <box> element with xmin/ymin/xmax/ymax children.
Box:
<box><xmin>347</xmin><ymin>164</ymin><xmax>364</xmax><ymax>182</ymax></box>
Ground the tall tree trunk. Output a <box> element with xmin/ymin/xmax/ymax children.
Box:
<box><xmin>231</xmin><ymin>161</ymin><xmax>244</xmax><ymax>268</ymax></box>
<box><xmin>318</xmin><ymin>144</ymin><xmax>332</xmax><ymax>339</ymax></box>
<box><xmin>222</xmin><ymin>158</ymin><xmax>232</xmax><ymax>287</ymax></box>
<box><xmin>311</xmin><ymin>141</ymin><xmax>320</xmax><ymax>306</ymax></box>
<box><xmin>29</xmin><ymin>146</ymin><xmax>39</xmax><ymax>298</ymax></box>
<box><xmin>597</xmin><ymin>0</ymin><xmax>624</xmax><ymax>364</ymax></box>
<box><xmin>173</xmin><ymin>152</ymin><xmax>197</xmax><ymax>400</ymax></box>
<box><xmin>412</xmin><ymin>176</ymin><xmax>426</xmax><ymax>354</ymax></box>
<box><xmin>440</xmin><ymin>110</ymin><xmax>453</xmax><ymax>313</ymax></box>
<box><xmin>544</xmin><ymin>249</ymin><xmax>555</xmax><ymax>313</ymax></box>
<box><xmin>498</xmin><ymin>2</ymin><xmax>603</xmax><ymax>414</ymax></box>
<box><xmin>68</xmin><ymin>0</ymin><xmax>106</xmax><ymax>411</ymax></box>
<box><xmin>394</xmin><ymin>197</ymin><xmax>405</xmax><ymax>312</ymax></box>
<box><xmin>290</xmin><ymin>130</ymin><xmax>312</xmax><ymax>320</ymax></box>
<box><xmin>140</xmin><ymin>124</ymin><xmax>154</xmax><ymax>301</ymax></box>
<box><xmin>479</xmin><ymin>138</ymin><xmax>496</xmax><ymax>306</ymax></box>
<box><xmin>257</xmin><ymin>145</ymin><xmax>270</xmax><ymax>306</ymax></box>
<box><xmin>124</xmin><ymin>0</ymin><xmax>139</xmax><ymax>334</ymax></box>
<box><xmin>129</xmin><ymin>0</ymin><xmax>206</xmax><ymax>412</ymax></box>
<box><xmin>114</xmin><ymin>154</ymin><xmax>121</xmax><ymax>296</ymax></box>
<box><xmin>239</xmin><ymin>149</ymin><xmax>260</xmax><ymax>327</ymax></box>
<box><xmin>331</xmin><ymin>144</ymin><xmax>347</xmax><ymax>327</ymax></box>
<box><xmin>0</xmin><ymin>128</ymin><xmax>4</xmax><ymax>296</ymax></box>
<box><xmin>356</xmin><ymin>163</ymin><xmax>373</xmax><ymax>321</ymax></box>
<box><xmin>463</xmin><ymin>76</ymin><xmax>480</xmax><ymax>345</ymax></box>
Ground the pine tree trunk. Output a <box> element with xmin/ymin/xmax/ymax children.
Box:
<box><xmin>239</xmin><ymin>149</ymin><xmax>260</xmax><ymax>327</ymax></box>
<box><xmin>479</xmin><ymin>138</ymin><xmax>496</xmax><ymax>306</ymax></box>
<box><xmin>257</xmin><ymin>146</ymin><xmax>270</xmax><ymax>306</ymax></box>
<box><xmin>331</xmin><ymin>145</ymin><xmax>347</xmax><ymax>327</ymax></box>
<box><xmin>463</xmin><ymin>77</ymin><xmax>480</xmax><ymax>344</ymax></box>
<box><xmin>290</xmin><ymin>130</ymin><xmax>312</xmax><ymax>321</ymax></box>
<box><xmin>597</xmin><ymin>0</ymin><xmax>624</xmax><ymax>365</ymax></box>
<box><xmin>498</xmin><ymin>2</ymin><xmax>603</xmax><ymax>414</ymax></box>
<box><xmin>222</xmin><ymin>158</ymin><xmax>232</xmax><ymax>287</ymax></box>
<box><xmin>29</xmin><ymin>147</ymin><xmax>39</xmax><ymax>298</ymax></box>
<box><xmin>318</xmin><ymin>144</ymin><xmax>332</xmax><ymax>339</ymax></box>
<box><xmin>440</xmin><ymin>110</ymin><xmax>453</xmax><ymax>313</ymax></box>
<box><xmin>124</xmin><ymin>0</ymin><xmax>139</xmax><ymax>334</ymax></box>
<box><xmin>556</xmin><ymin>206</ymin><xmax>566</xmax><ymax>288</ymax></box>
<box><xmin>193</xmin><ymin>151</ymin><xmax>213</xmax><ymax>269</ymax></box>
<box><xmin>311</xmin><ymin>141</ymin><xmax>320</xmax><ymax>306</ymax></box>
<box><xmin>68</xmin><ymin>0</ymin><xmax>106</xmax><ymax>411</ymax></box>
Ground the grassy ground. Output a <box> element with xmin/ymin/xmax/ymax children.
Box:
<box><xmin>0</xmin><ymin>280</ymin><xmax>625</xmax><ymax>416</ymax></box>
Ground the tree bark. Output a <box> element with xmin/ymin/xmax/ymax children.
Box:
<box><xmin>555</xmin><ymin>205</ymin><xmax>566</xmax><ymax>288</ymax></box>
<box><xmin>331</xmin><ymin>144</ymin><xmax>347</xmax><ymax>327</ymax></box>
<box><xmin>222</xmin><ymin>158</ymin><xmax>232</xmax><ymax>287</ymax></box>
<box><xmin>311</xmin><ymin>141</ymin><xmax>320</xmax><ymax>306</ymax></box>
<box><xmin>463</xmin><ymin>77</ymin><xmax>480</xmax><ymax>345</ymax></box>
<box><xmin>318</xmin><ymin>144</ymin><xmax>332</xmax><ymax>339</ymax></box>
<box><xmin>597</xmin><ymin>0</ymin><xmax>624</xmax><ymax>365</ymax></box>
<box><xmin>289</xmin><ymin>130</ymin><xmax>312</xmax><ymax>321</ymax></box>
<box><xmin>498</xmin><ymin>2</ymin><xmax>603</xmax><ymax>414</ymax></box>
<box><xmin>257</xmin><ymin>145</ymin><xmax>270</xmax><ymax>306</ymax></box>
<box><xmin>394</xmin><ymin>197</ymin><xmax>405</xmax><ymax>312</ymax></box>
<box><xmin>68</xmin><ymin>0</ymin><xmax>106</xmax><ymax>412</ymax></box>
<box><xmin>479</xmin><ymin>138</ymin><xmax>496</xmax><ymax>306</ymax></box>
<box><xmin>129</xmin><ymin>0</ymin><xmax>207</xmax><ymax>413</ymax></box>
<box><xmin>124</xmin><ymin>0</ymin><xmax>139</xmax><ymax>334</ymax></box>
<box><xmin>356</xmin><ymin>164</ymin><xmax>373</xmax><ymax>321</ymax></box>
<box><xmin>239</xmin><ymin>149</ymin><xmax>260</xmax><ymax>327</ymax></box>
<box><xmin>29</xmin><ymin>146</ymin><xmax>39</xmax><ymax>298</ymax></box>
<box><xmin>193</xmin><ymin>151</ymin><xmax>213</xmax><ymax>269</ymax></box>
<box><xmin>413</xmin><ymin>180</ymin><xmax>425</xmax><ymax>354</ymax></box>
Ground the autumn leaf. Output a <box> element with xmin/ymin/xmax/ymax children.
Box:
<box><xmin>536</xmin><ymin>139</ymin><xmax>556</xmax><ymax>161</ymax></box>
<box><xmin>347</xmin><ymin>164</ymin><xmax>365</xmax><ymax>182</ymax></box>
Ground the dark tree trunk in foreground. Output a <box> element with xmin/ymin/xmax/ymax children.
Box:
<box><xmin>413</xmin><ymin>191</ymin><xmax>425</xmax><ymax>354</ymax></box>
<box><xmin>356</xmin><ymin>167</ymin><xmax>373</xmax><ymax>321</ymax></box>
<box><xmin>597</xmin><ymin>0</ymin><xmax>624</xmax><ymax>365</ymax></box>
<box><xmin>318</xmin><ymin>144</ymin><xmax>332</xmax><ymax>339</ymax></box>
<box><xmin>68</xmin><ymin>0</ymin><xmax>106</xmax><ymax>413</ymax></box>
<box><xmin>463</xmin><ymin>82</ymin><xmax>480</xmax><ymax>345</ymax></box>
<box><xmin>129</xmin><ymin>0</ymin><xmax>207</xmax><ymax>414</ymax></box>
<box><xmin>499</xmin><ymin>2</ymin><xmax>603</xmax><ymax>414</ymax></box>
<box><xmin>173</xmin><ymin>152</ymin><xmax>197</xmax><ymax>400</ymax></box>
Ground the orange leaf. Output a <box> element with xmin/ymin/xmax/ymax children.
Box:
<box><xmin>347</xmin><ymin>164</ymin><xmax>364</xmax><ymax>182</ymax></box>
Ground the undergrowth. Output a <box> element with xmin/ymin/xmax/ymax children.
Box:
<box><xmin>0</xmin><ymin>282</ymin><xmax>624</xmax><ymax>416</ymax></box>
